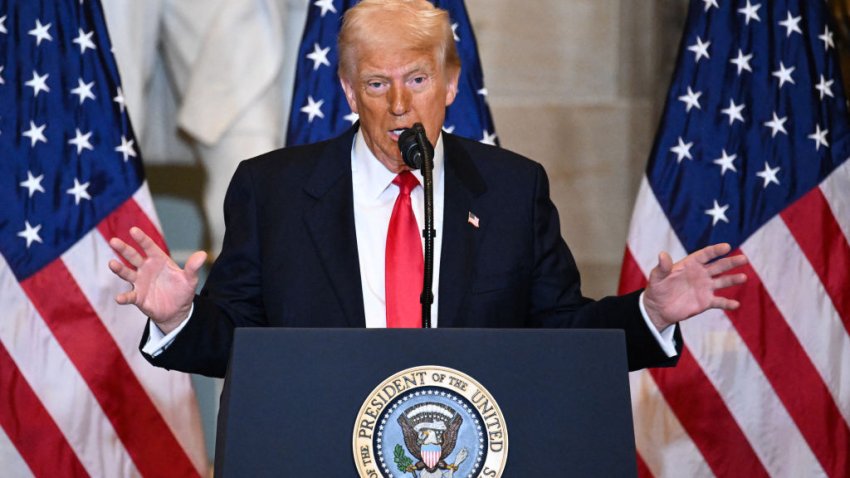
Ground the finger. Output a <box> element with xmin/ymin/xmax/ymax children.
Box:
<box><xmin>129</xmin><ymin>226</ymin><xmax>166</xmax><ymax>259</ymax></box>
<box><xmin>693</xmin><ymin>242</ymin><xmax>732</xmax><ymax>264</ymax></box>
<box><xmin>183</xmin><ymin>250</ymin><xmax>208</xmax><ymax>278</ymax></box>
<box><xmin>712</xmin><ymin>272</ymin><xmax>747</xmax><ymax>290</ymax></box>
<box><xmin>115</xmin><ymin>290</ymin><xmax>137</xmax><ymax>305</ymax></box>
<box><xmin>108</xmin><ymin>259</ymin><xmax>137</xmax><ymax>283</ymax></box>
<box><xmin>710</xmin><ymin>296</ymin><xmax>740</xmax><ymax>311</ymax></box>
<box><xmin>109</xmin><ymin>236</ymin><xmax>145</xmax><ymax>268</ymax></box>
<box><xmin>706</xmin><ymin>254</ymin><xmax>749</xmax><ymax>276</ymax></box>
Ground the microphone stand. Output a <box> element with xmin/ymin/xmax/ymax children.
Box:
<box><xmin>414</xmin><ymin>127</ymin><xmax>435</xmax><ymax>329</ymax></box>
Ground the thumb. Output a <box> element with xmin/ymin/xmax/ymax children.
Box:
<box><xmin>654</xmin><ymin>251</ymin><xmax>674</xmax><ymax>278</ymax></box>
<box><xmin>184</xmin><ymin>250</ymin><xmax>208</xmax><ymax>278</ymax></box>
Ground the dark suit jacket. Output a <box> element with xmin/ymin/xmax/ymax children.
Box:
<box><xmin>142</xmin><ymin>126</ymin><xmax>679</xmax><ymax>377</ymax></box>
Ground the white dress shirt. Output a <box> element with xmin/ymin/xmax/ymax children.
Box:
<box><xmin>143</xmin><ymin>130</ymin><xmax>676</xmax><ymax>357</ymax></box>
<box><xmin>351</xmin><ymin>130</ymin><xmax>445</xmax><ymax>328</ymax></box>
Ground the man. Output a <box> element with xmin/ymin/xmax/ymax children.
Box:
<box><xmin>108</xmin><ymin>0</ymin><xmax>747</xmax><ymax>378</ymax></box>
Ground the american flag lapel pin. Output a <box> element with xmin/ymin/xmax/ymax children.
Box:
<box><xmin>467</xmin><ymin>211</ymin><xmax>480</xmax><ymax>228</ymax></box>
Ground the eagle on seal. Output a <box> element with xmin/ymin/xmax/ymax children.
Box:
<box><xmin>398</xmin><ymin>403</ymin><xmax>463</xmax><ymax>473</ymax></box>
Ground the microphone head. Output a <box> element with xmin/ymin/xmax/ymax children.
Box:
<box><xmin>397</xmin><ymin>123</ymin><xmax>433</xmax><ymax>170</ymax></box>
<box><xmin>398</xmin><ymin>128</ymin><xmax>422</xmax><ymax>170</ymax></box>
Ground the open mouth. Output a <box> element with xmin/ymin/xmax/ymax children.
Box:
<box><xmin>389</xmin><ymin>127</ymin><xmax>410</xmax><ymax>139</ymax></box>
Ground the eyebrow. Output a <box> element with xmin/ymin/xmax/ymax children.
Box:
<box><xmin>358</xmin><ymin>63</ymin><xmax>433</xmax><ymax>82</ymax></box>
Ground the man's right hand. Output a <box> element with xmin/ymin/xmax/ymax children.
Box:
<box><xmin>108</xmin><ymin>227</ymin><xmax>207</xmax><ymax>334</ymax></box>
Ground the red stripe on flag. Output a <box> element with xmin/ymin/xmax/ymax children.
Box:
<box><xmin>725</xmin><ymin>262</ymin><xmax>850</xmax><ymax>478</ymax></box>
<box><xmin>636</xmin><ymin>452</ymin><xmax>654</xmax><ymax>478</ymax></box>
<box><xmin>97</xmin><ymin>198</ymin><xmax>169</xmax><ymax>266</ymax></box>
<box><xmin>20</xmin><ymin>261</ymin><xmax>200</xmax><ymax>478</ymax></box>
<box><xmin>618</xmin><ymin>247</ymin><xmax>647</xmax><ymax>295</ymax></box>
<box><xmin>650</xmin><ymin>347</ymin><xmax>769</xmax><ymax>478</ymax></box>
<box><xmin>0</xmin><ymin>341</ymin><xmax>89</xmax><ymax>477</ymax></box>
<box><xmin>780</xmin><ymin>187</ymin><xmax>850</xmax><ymax>332</ymax></box>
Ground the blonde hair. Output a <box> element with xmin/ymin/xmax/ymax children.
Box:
<box><xmin>338</xmin><ymin>0</ymin><xmax>461</xmax><ymax>79</ymax></box>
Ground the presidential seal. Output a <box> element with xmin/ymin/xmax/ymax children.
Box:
<box><xmin>353</xmin><ymin>366</ymin><xmax>508</xmax><ymax>478</ymax></box>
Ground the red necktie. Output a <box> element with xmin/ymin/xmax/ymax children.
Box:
<box><xmin>385</xmin><ymin>171</ymin><xmax>423</xmax><ymax>328</ymax></box>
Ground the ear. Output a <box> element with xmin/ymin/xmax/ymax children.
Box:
<box><xmin>339</xmin><ymin>75</ymin><xmax>359</xmax><ymax>114</ymax></box>
<box><xmin>444</xmin><ymin>66</ymin><xmax>461</xmax><ymax>107</ymax></box>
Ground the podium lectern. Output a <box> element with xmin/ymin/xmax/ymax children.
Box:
<box><xmin>215</xmin><ymin>328</ymin><xmax>637</xmax><ymax>477</ymax></box>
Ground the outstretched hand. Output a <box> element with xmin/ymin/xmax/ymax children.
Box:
<box><xmin>108</xmin><ymin>227</ymin><xmax>207</xmax><ymax>334</ymax></box>
<box><xmin>643</xmin><ymin>243</ymin><xmax>748</xmax><ymax>331</ymax></box>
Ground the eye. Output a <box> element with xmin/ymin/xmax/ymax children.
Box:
<box><xmin>408</xmin><ymin>75</ymin><xmax>429</xmax><ymax>91</ymax></box>
<box><xmin>364</xmin><ymin>80</ymin><xmax>388</xmax><ymax>94</ymax></box>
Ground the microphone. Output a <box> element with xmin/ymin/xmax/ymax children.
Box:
<box><xmin>396</xmin><ymin>123</ymin><xmax>435</xmax><ymax>328</ymax></box>
<box><xmin>398</xmin><ymin>123</ymin><xmax>434</xmax><ymax>170</ymax></box>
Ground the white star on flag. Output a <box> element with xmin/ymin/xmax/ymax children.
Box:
<box><xmin>705</xmin><ymin>199</ymin><xmax>730</xmax><ymax>226</ymax></box>
<box><xmin>70</xmin><ymin>78</ymin><xmax>96</xmax><ymax>104</ymax></box>
<box><xmin>480</xmin><ymin>130</ymin><xmax>497</xmax><ymax>145</ymax></box>
<box><xmin>66</xmin><ymin>178</ymin><xmax>92</xmax><ymax>205</ymax></box>
<box><xmin>0</xmin><ymin>65</ymin><xmax>4</xmax><ymax>85</ymax></box>
<box><xmin>772</xmin><ymin>62</ymin><xmax>796</xmax><ymax>88</ymax></box>
<box><xmin>17</xmin><ymin>220</ymin><xmax>43</xmax><ymax>248</ymax></box>
<box><xmin>300</xmin><ymin>96</ymin><xmax>325</xmax><ymax>123</ymax></box>
<box><xmin>703</xmin><ymin>0</ymin><xmax>719</xmax><ymax>11</ymax></box>
<box><xmin>808</xmin><ymin>124</ymin><xmax>828</xmax><ymax>151</ymax></box>
<box><xmin>688</xmin><ymin>36</ymin><xmax>711</xmax><ymax>63</ymax></box>
<box><xmin>68</xmin><ymin>128</ymin><xmax>94</xmax><ymax>154</ymax></box>
<box><xmin>713</xmin><ymin>149</ymin><xmax>737</xmax><ymax>176</ymax></box>
<box><xmin>819</xmin><ymin>26</ymin><xmax>834</xmax><ymax>51</ymax></box>
<box><xmin>452</xmin><ymin>23</ymin><xmax>459</xmax><ymax>42</ymax></box>
<box><xmin>730</xmin><ymin>49</ymin><xmax>753</xmax><ymax>75</ymax></box>
<box><xmin>0</xmin><ymin>15</ymin><xmax>6</xmax><ymax>34</ymax></box>
<box><xmin>22</xmin><ymin>120</ymin><xmax>48</xmax><ymax>147</ymax></box>
<box><xmin>721</xmin><ymin>99</ymin><xmax>745</xmax><ymax>125</ymax></box>
<box><xmin>114</xmin><ymin>86</ymin><xmax>126</xmax><ymax>112</ymax></box>
<box><xmin>72</xmin><ymin>28</ymin><xmax>96</xmax><ymax>53</ymax></box>
<box><xmin>343</xmin><ymin>111</ymin><xmax>359</xmax><ymax>124</ymax></box>
<box><xmin>443</xmin><ymin>125</ymin><xmax>455</xmax><ymax>134</ymax></box>
<box><xmin>25</xmin><ymin>71</ymin><xmax>50</xmax><ymax>97</ymax></box>
<box><xmin>19</xmin><ymin>171</ymin><xmax>45</xmax><ymax>197</ymax></box>
<box><xmin>314</xmin><ymin>0</ymin><xmax>337</xmax><ymax>17</ymax></box>
<box><xmin>755</xmin><ymin>162</ymin><xmax>781</xmax><ymax>188</ymax></box>
<box><xmin>815</xmin><ymin>75</ymin><xmax>834</xmax><ymax>100</ymax></box>
<box><xmin>738</xmin><ymin>1</ymin><xmax>762</xmax><ymax>25</ymax></box>
<box><xmin>670</xmin><ymin>137</ymin><xmax>693</xmax><ymax>163</ymax></box>
<box><xmin>115</xmin><ymin>135</ymin><xmax>137</xmax><ymax>161</ymax></box>
<box><xmin>678</xmin><ymin>86</ymin><xmax>702</xmax><ymax>112</ymax></box>
<box><xmin>306</xmin><ymin>43</ymin><xmax>330</xmax><ymax>70</ymax></box>
<box><xmin>778</xmin><ymin>12</ymin><xmax>803</xmax><ymax>37</ymax></box>
<box><xmin>764</xmin><ymin>112</ymin><xmax>788</xmax><ymax>137</ymax></box>
<box><xmin>28</xmin><ymin>19</ymin><xmax>53</xmax><ymax>46</ymax></box>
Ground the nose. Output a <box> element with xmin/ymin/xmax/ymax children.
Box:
<box><xmin>388</xmin><ymin>83</ymin><xmax>411</xmax><ymax>116</ymax></box>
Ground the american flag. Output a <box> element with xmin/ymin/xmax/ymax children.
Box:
<box><xmin>619</xmin><ymin>1</ymin><xmax>850</xmax><ymax>476</ymax></box>
<box><xmin>286</xmin><ymin>0</ymin><xmax>498</xmax><ymax>146</ymax></box>
<box><xmin>0</xmin><ymin>1</ymin><xmax>206</xmax><ymax>476</ymax></box>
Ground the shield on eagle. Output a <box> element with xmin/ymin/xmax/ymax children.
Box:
<box><xmin>421</xmin><ymin>443</ymin><xmax>441</xmax><ymax>469</ymax></box>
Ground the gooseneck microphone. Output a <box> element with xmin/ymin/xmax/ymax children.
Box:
<box><xmin>397</xmin><ymin>123</ymin><xmax>435</xmax><ymax>328</ymax></box>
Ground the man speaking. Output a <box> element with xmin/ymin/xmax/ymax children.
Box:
<box><xmin>108</xmin><ymin>0</ymin><xmax>747</xmax><ymax>378</ymax></box>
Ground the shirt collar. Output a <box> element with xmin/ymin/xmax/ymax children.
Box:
<box><xmin>351</xmin><ymin>127</ymin><xmax>445</xmax><ymax>199</ymax></box>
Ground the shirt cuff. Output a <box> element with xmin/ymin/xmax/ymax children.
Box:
<box><xmin>638</xmin><ymin>291</ymin><xmax>678</xmax><ymax>358</ymax></box>
<box><xmin>140</xmin><ymin>303</ymin><xmax>194</xmax><ymax>358</ymax></box>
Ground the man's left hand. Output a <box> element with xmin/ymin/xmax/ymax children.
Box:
<box><xmin>643</xmin><ymin>243</ymin><xmax>748</xmax><ymax>331</ymax></box>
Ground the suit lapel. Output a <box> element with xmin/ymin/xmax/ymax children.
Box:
<box><xmin>438</xmin><ymin>134</ymin><xmax>487</xmax><ymax>327</ymax></box>
<box><xmin>302</xmin><ymin>127</ymin><xmax>366</xmax><ymax>327</ymax></box>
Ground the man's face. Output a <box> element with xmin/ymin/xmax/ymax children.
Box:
<box><xmin>340</xmin><ymin>41</ymin><xmax>459</xmax><ymax>173</ymax></box>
